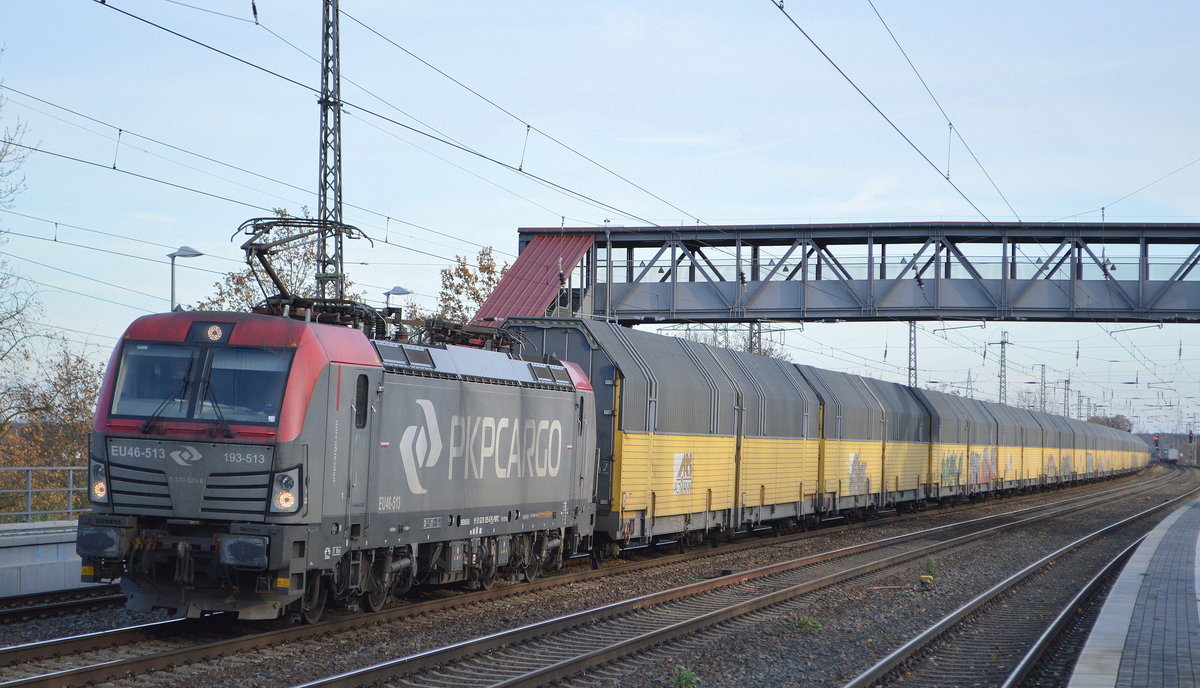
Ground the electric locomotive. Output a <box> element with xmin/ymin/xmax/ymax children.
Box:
<box><xmin>77</xmin><ymin>310</ymin><xmax>597</xmax><ymax>620</ymax></box>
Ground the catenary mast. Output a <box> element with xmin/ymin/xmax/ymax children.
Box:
<box><xmin>317</xmin><ymin>0</ymin><xmax>344</xmax><ymax>301</ymax></box>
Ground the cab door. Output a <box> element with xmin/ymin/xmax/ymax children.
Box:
<box><xmin>347</xmin><ymin>369</ymin><xmax>378</xmax><ymax>541</ymax></box>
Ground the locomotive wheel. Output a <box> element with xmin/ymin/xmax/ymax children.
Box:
<box><xmin>299</xmin><ymin>574</ymin><xmax>327</xmax><ymax>624</ymax></box>
<box><xmin>362</xmin><ymin>557</ymin><xmax>391</xmax><ymax>612</ymax></box>
<box><xmin>525</xmin><ymin>556</ymin><xmax>543</xmax><ymax>582</ymax></box>
<box><xmin>524</xmin><ymin>536</ymin><xmax>544</xmax><ymax>582</ymax></box>
<box><xmin>362</xmin><ymin>587</ymin><xmax>388</xmax><ymax>613</ymax></box>
<box><xmin>478</xmin><ymin>553</ymin><xmax>498</xmax><ymax>590</ymax></box>
<box><xmin>589</xmin><ymin>547</ymin><xmax>604</xmax><ymax>569</ymax></box>
<box><xmin>392</xmin><ymin>567</ymin><xmax>414</xmax><ymax>598</ymax></box>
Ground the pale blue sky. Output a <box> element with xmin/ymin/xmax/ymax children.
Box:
<box><xmin>2</xmin><ymin>1</ymin><xmax>1197</xmax><ymax>432</ymax></box>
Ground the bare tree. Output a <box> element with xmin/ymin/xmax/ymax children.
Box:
<box><xmin>0</xmin><ymin>65</ymin><xmax>30</xmax><ymax>209</ymax></box>
<box><xmin>0</xmin><ymin>76</ymin><xmax>36</xmax><ymax>440</ymax></box>
<box><xmin>0</xmin><ymin>260</ymin><xmax>41</xmax><ymax>441</ymax></box>
<box><xmin>1088</xmin><ymin>414</ymin><xmax>1133</xmax><ymax>432</ymax></box>
<box><xmin>673</xmin><ymin>323</ymin><xmax>793</xmax><ymax>361</ymax></box>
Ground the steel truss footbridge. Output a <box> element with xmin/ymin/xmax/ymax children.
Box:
<box><xmin>496</xmin><ymin>222</ymin><xmax>1200</xmax><ymax>326</ymax></box>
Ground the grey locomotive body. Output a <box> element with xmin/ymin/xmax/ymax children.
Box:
<box><xmin>78</xmin><ymin>312</ymin><xmax>596</xmax><ymax>620</ymax></box>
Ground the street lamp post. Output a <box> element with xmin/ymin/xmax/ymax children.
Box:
<box><xmin>383</xmin><ymin>285</ymin><xmax>411</xmax><ymax>310</ymax></box>
<box><xmin>168</xmin><ymin>246</ymin><xmax>204</xmax><ymax>311</ymax></box>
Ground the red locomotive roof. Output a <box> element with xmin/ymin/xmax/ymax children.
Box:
<box><xmin>470</xmin><ymin>233</ymin><xmax>593</xmax><ymax>326</ymax></box>
<box><xmin>96</xmin><ymin>311</ymin><xmax>380</xmax><ymax>442</ymax></box>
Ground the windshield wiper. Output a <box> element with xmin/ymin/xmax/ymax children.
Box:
<box><xmin>142</xmin><ymin>355</ymin><xmax>195</xmax><ymax>434</ymax></box>
<box><xmin>201</xmin><ymin>365</ymin><xmax>234</xmax><ymax>438</ymax></box>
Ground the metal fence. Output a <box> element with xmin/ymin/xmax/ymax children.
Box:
<box><xmin>0</xmin><ymin>466</ymin><xmax>90</xmax><ymax>523</ymax></box>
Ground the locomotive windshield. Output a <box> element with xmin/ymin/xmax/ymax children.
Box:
<box><xmin>110</xmin><ymin>342</ymin><xmax>293</xmax><ymax>425</ymax></box>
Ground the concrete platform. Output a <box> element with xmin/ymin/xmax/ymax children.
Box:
<box><xmin>1069</xmin><ymin>496</ymin><xmax>1200</xmax><ymax>688</ymax></box>
<box><xmin>0</xmin><ymin>520</ymin><xmax>98</xmax><ymax>597</ymax></box>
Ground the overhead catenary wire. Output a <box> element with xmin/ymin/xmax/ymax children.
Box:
<box><xmin>91</xmin><ymin>0</ymin><xmax>794</xmax><ymax>288</ymax></box>
<box><xmin>1</xmin><ymin>219</ymin><xmax>440</xmax><ymax>303</ymax></box>
<box><xmin>20</xmin><ymin>274</ymin><xmax>155</xmax><ymax>313</ymax></box>
<box><xmin>0</xmin><ymin>249</ymin><xmax>168</xmax><ymax>303</ymax></box>
<box><xmin>1052</xmin><ymin>154</ymin><xmax>1200</xmax><ymax>222</ymax></box>
<box><xmin>155</xmin><ymin>0</ymin><xmax>712</xmax><ymax>230</ymax></box>
<box><xmin>0</xmin><ymin>135</ymin><xmax>494</xmax><ymax>269</ymax></box>
<box><xmin>767</xmin><ymin>0</ymin><xmax>991</xmax><ymax>222</ymax></box>
<box><xmin>2</xmin><ymin>140</ymin><xmax>276</xmax><ymax>213</ymax></box>
<box><xmin>864</xmin><ymin>0</ymin><xmax>1021</xmax><ymax>221</ymax></box>
<box><xmin>0</xmin><ymin>84</ymin><xmax>519</xmax><ymax>258</ymax></box>
<box><xmin>90</xmin><ymin>0</ymin><xmax>665</xmax><ymax>228</ymax></box>
<box><xmin>14</xmin><ymin>4</ymin><xmax>1176</xmax><ymax>425</ymax></box>
<box><xmin>337</xmin><ymin>8</ymin><xmax>711</xmax><ymax>228</ymax></box>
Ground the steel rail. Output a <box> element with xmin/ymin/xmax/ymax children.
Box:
<box><xmin>841</xmin><ymin>483</ymin><xmax>1200</xmax><ymax>688</ymax></box>
<box><xmin>997</xmin><ymin>538</ymin><xmax>1143</xmax><ymax>688</ymax></box>
<box><xmin>292</xmin><ymin>470</ymin><xmax>1180</xmax><ymax>688</ymax></box>
<box><xmin>0</xmin><ymin>586</ymin><xmax>123</xmax><ymax>624</ymax></box>
<box><xmin>1</xmin><ymin>469</ymin><xmax>1173</xmax><ymax>687</ymax></box>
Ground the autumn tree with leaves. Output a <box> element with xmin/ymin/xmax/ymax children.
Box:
<box><xmin>0</xmin><ymin>342</ymin><xmax>102</xmax><ymax>519</ymax></box>
<box><xmin>433</xmin><ymin>247</ymin><xmax>509</xmax><ymax>322</ymax></box>
<box><xmin>0</xmin><ymin>261</ymin><xmax>104</xmax><ymax>518</ymax></box>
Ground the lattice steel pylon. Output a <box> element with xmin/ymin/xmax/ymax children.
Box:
<box><xmin>908</xmin><ymin>321</ymin><xmax>917</xmax><ymax>387</ymax></box>
<box><xmin>317</xmin><ymin>0</ymin><xmax>344</xmax><ymax>300</ymax></box>
<box><xmin>1039</xmin><ymin>364</ymin><xmax>1047</xmax><ymax>412</ymax></box>
<box><xmin>997</xmin><ymin>330</ymin><xmax>1009</xmax><ymax>405</ymax></box>
<box><xmin>748</xmin><ymin>321</ymin><xmax>762</xmax><ymax>356</ymax></box>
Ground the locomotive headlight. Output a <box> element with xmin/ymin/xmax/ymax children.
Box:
<box><xmin>273</xmin><ymin>490</ymin><xmax>297</xmax><ymax>510</ymax></box>
<box><xmin>269</xmin><ymin>467</ymin><xmax>301</xmax><ymax>513</ymax></box>
<box><xmin>89</xmin><ymin>460</ymin><xmax>108</xmax><ymax>503</ymax></box>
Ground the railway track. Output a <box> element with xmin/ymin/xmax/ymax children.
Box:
<box><xmin>0</xmin><ymin>586</ymin><xmax>124</xmax><ymax>625</ymax></box>
<box><xmin>282</xmin><ymin>469</ymin><xmax>1185</xmax><ymax>688</ymax></box>
<box><xmin>0</xmin><ymin>470</ymin><xmax>1176</xmax><ymax>688</ymax></box>
<box><xmin>842</xmin><ymin>494</ymin><xmax>1182</xmax><ymax>688</ymax></box>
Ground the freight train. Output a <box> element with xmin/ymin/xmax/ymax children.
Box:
<box><xmin>77</xmin><ymin>311</ymin><xmax>1150</xmax><ymax>621</ymax></box>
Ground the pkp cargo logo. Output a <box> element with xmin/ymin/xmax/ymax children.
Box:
<box><xmin>399</xmin><ymin>399</ymin><xmax>443</xmax><ymax>495</ymax></box>
<box><xmin>170</xmin><ymin>445</ymin><xmax>203</xmax><ymax>466</ymax></box>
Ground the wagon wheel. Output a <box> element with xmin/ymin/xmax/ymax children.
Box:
<box><xmin>299</xmin><ymin>573</ymin><xmax>327</xmax><ymax>624</ymax></box>
<box><xmin>589</xmin><ymin>546</ymin><xmax>604</xmax><ymax>570</ymax></box>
